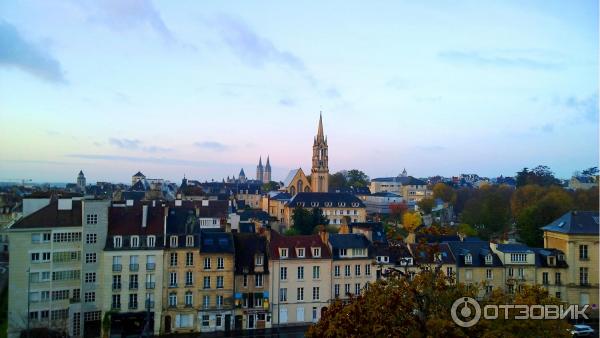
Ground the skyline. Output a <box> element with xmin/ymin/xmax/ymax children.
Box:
<box><xmin>0</xmin><ymin>1</ymin><xmax>598</xmax><ymax>183</ymax></box>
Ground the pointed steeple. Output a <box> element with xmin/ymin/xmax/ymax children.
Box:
<box><xmin>316</xmin><ymin>111</ymin><xmax>325</xmax><ymax>142</ymax></box>
<box><xmin>265</xmin><ymin>156</ymin><xmax>271</xmax><ymax>169</ymax></box>
<box><xmin>258</xmin><ymin>156</ymin><xmax>263</xmax><ymax>167</ymax></box>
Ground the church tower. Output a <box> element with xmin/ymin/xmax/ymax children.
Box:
<box><xmin>311</xmin><ymin>112</ymin><xmax>329</xmax><ymax>192</ymax></box>
<box><xmin>263</xmin><ymin>156</ymin><xmax>272</xmax><ymax>183</ymax></box>
<box><xmin>77</xmin><ymin>170</ymin><xmax>86</xmax><ymax>191</ymax></box>
<box><xmin>256</xmin><ymin>156</ymin><xmax>264</xmax><ymax>182</ymax></box>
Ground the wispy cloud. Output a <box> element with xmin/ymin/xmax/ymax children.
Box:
<box><xmin>194</xmin><ymin>141</ymin><xmax>229</xmax><ymax>151</ymax></box>
<box><xmin>109</xmin><ymin>138</ymin><xmax>171</xmax><ymax>152</ymax></box>
<box><xmin>80</xmin><ymin>0</ymin><xmax>177</xmax><ymax>44</ymax></box>
<box><xmin>0</xmin><ymin>20</ymin><xmax>65</xmax><ymax>82</ymax></box>
<box><xmin>438</xmin><ymin>50</ymin><xmax>563</xmax><ymax>70</ymax></box>
<box><xmin>564</xmin><ymin>94</ymin><xmax>598</xmax><ymax>123</ymax></box>
<box><xmin>68</xmin><ymin>154</ymin><xmax>216</xmax><ymax>167</ymax></box>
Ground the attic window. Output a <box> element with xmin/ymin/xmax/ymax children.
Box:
<box><xmin>376</xmin><ymin>256</ymin><xmax>389</xmax><ymax>263</ymax></box>
<box><xmin>338</xmin><ymin>202</ymin><xmax>346</xmax><ymax>207</ymax></box>
<box><xmin>297</xmin><ymin>248</ymin><xmax>305</xmax><ymax>258</ymax></box>
<box><xmin>548</xmin><ymin>256</ymin><xmax>555</xmax><ymax>266</ymax></box>
<box><xmin>130</xmin><ymin>235</ymin><xmax>139</xmax><ymax>248</ymax></box>
<box><xmin>312</xmin><ymin>247</ymin><xmax>321</xmax><ymax>258</ymax></box>
<box><xmin>311</xmin><ymin>202</ymin><xmax>319</xmax><ymax>207</ymax></box>
<box><xmin>324</xmin><ymin>202</ymin><xmax>332</xmax><ymax>207</ymax></box>
<box><xmin>255</xmin><ymin>255</ymin><xmax>263</xmax><ymax>266</ymax></box>
<box><xmin>484</xmin><ymin>254</ymin><xmax>492</xmax><ymax>265</ymax></box>
<box><xmin>114</xmin><ymin>236</ymin><xmax>122</xmax><ymax>248</ymax></box>
<box><xmin>280</xmin><ymin>248</ymin><xmax>288</xmax><ymax>258</ymax></box>
<box><xmin>147</xmin><ymin>235</ymin><xmax>156</xmax><ymax>248</ymax></box>
<box><xmin>170</xmin><ymin>236</ymin><xmax>178</xmax><ymax>248</ymax></box>
<box><xmin>351</xmin><ymin>202</ymin><xmax>359</xmax><ymax>207</ymax></box>
<box><xmin>186</xmin><ymin>235</ymin><xmax>194</xmax><ymax>247</ymax></box>
<box><xmin>558</xmin><ymin>221</ymin><xmax>565</xmax><ymax>228</ymax></box>
<box><xmin>464</xmin><ymin>254</ymin><xmax>472</xmax><ymax>265</ymax></box>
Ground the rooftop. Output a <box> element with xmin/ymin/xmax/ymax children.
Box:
<box><xmin>12</xmin><ymin>200</ymin><xmax>82</xmax><ymax>229</ymax></box>
<box><xmin>541</xmin><ymin>211</ymin><xmax>599</xmax><ymax>235</ymax></box>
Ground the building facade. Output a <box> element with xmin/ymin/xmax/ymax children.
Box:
<box><xmin>327</xmin><ymin>233</ymin><xmax>376</xmax><ymax>300</ymax></box>
<box><xmin>283</xmin><ymin>193</ymin><xmax>366</xmax><ymax>228</ymax></box>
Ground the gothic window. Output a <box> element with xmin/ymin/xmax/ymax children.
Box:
<box><xmin>290</xmin><ymin>186</ymin><xmax>296</xmax><ymax>195</ymax></box>
<box><xmin>297</xmin><ymin>180</ymin><xmax>303</xmax><ymax>193</ymax></box>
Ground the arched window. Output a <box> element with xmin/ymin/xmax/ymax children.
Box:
<box><xmin>290</xmin><ymin>186</ymin><xmax>296</xmax><ymax>195</ymax></box>
<box><xmin>304</xmin><ymin>186</ymin><xmax>311</xmax><ymax>192</ymax></box>
<box><xmin>297</xmin><ymin>180</ymin><xmax>303</xmax><ymax>193</ymax></box>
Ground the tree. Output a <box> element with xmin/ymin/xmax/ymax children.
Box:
<box><xmin>581</xmin><ymin>166</ymin><xmax>599</xmax><ymax>177</ymax></box>
<box><xmin>417</xmin><ymin>198</ymin><xmax>435</xmax><ymax>214</ymax></box>
<box><xmin>346</xmin><ymin>169</ymin><xmax>370</xmax><ymax>187</ymax></box>
<box><xmin>402</xmin><ymin>211</ymin><xmax>422</xmax><ymax>232</ymax></box>
<box><xmin>310</xmin><ymin>207</ymin><xmax>329</xmax><ymax>229</ymax></box>
<box><xmin>291</xmin><ymin>206</ymin><xmax>329</xmax><ymax>235</ymax></box>
<box><xmin>572</xmin><ymin>187</ymin><xmax>599</xmax><ymax>211</ymax></box>
<box><xmin>389</xmin><ymin>202</ymin><xmax>408</xmax><ymax>226</ymax></box>
<box><xmin>432</xmin><ymin>183</ymin><xmax>456</xmax><ymax>204</ymax></box>
<box><xmin>261</xmin><ymin>181</ymin><xmax>279</xmax><ymax>192</ymax></box>
<box><xmin>460</xmin><ymin>185</ymin><xmax>512</xmax><ymax>239</ymax></box>
<box><xmin>307</xmin><ymin>267</ymin><xmax>569</xmax><ymax>337</ymax></box>
<box><xmin>457</xmin><ymin>223</ymin><xmax>477</xmax><ymax>237</ymax></box>
<box><xmin>516</xmin><ymin>165</ymin><xmax>560</xmax><ymax>187</ymax></box>
<box><xmin>328</xmin><ymin>172</ymin><xmax>348</xmax><ymax>191</ymax></box>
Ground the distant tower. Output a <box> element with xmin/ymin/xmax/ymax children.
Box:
<box><xmin>132</xmin><ymin>171</ymin><xmax>145</xmax><ymax>186</ymax></box>
<box><xmin>401</xmin><ymin>168</ymin><xmax>408</xmax><ymax>177</ymax></box>
<box><xmin>77</xmin><ymin>170</ymin><xmax>86</xmax><ymax>191</ymax></box>
<box><xmin>256</xmin><ymin>157</ymin><xmax>264</xmax><ymax>182</ymax></box>
<box><xmin>263</xmin><ymin>156</ymin><xmax>272</xmax><ymax>183</ymax></box>
<box><xmin>239</xmin><ymin>168</ymin><xmax>247</xmax><ymax>183</ymax></box>
<box><xmin>311</xmin><ymin>112</ymin><xmax>329</xmax><ymax>192</ymax></box>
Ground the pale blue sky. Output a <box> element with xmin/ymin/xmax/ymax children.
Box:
<box><xmin>0</xmin><ymin>1</ymin><xmax>597</xmax><ymax>183</ymax></box>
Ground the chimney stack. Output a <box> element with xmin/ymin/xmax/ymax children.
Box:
<box><xmin>142</xmin><ymin>205</ymin><xmax>148</xmax><ymax>228</ymax></box>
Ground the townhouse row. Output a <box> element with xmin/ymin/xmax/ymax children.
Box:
<box><xmin>8</xmin><ymin>197</ymin><xmax>598</xmax><ymax>337</ymax></box>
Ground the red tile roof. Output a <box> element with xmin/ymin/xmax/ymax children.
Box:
<box><xmin>11</xmin><ymin>200</ymin><xmax>82</xmax><ymax>229</ymax></box>
<box><xmin>108</xmin><ymin>203</ymin><xmax>165</xmax><ymax>236</ymax></box>
<box><xmin>268</xmin><ymin>230</ymin><xmax>332</xmax><ymax>259</ymax></box>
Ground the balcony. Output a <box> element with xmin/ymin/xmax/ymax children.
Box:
<box><xmin>112</xmin><ymin>264</ymin><xmax>122</xmax><ymax>272</ymax></box>
<box><xmin>129</xmin><ymin>283</ymin><xmax>139</xmax><ymax>290</ymax></box>
<box><xmin>146</xmin><ymin>282</ymin><xmax>156</xmax><ymax>289</ymax></box>
<box><xmin>185</xmin><ymin>283</ymin><xmax>193</xmax><ymax>287</ymax></box>
<box><xmin>145</xmin><ymin>300</ymin><xmax>155</xmax><ymax>309</ymax></box>
<box><xmin>129</xmin><ymin>264</ymin><xmax>139</xmax><ymax>272</ymax></box>
<box><xmin>112</xmin><ymin>283</ymin><xmax>122</xmax><ymax>291</ymax></box>
<box><xmin>146</xmin><ymin>263</ymin><xmax>156</xmax><ymax>271</ymax></box>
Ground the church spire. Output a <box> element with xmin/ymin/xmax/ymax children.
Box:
<box><xmin>316</xmin><ymin>111</ymin><xmax>325</xmax><ymax>142</ymax></box>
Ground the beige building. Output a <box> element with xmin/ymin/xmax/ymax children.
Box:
<box><xmin>490</xmin><ymin>243</ymin><xmax>537</xmax><ymax>294</ymax></box>
<box><xmin>268</xmin><ymin>230</ymin><xmax>332</xmax><ymax>325</ymax></box>
<box><xmin>542</xmin><ymin>211</ymin><xmax>599</xmax><ymax>316</ymax></box>
<box><xmin>261</xmin><ymin>192</ymin><xmax>291</xmax><ymax>223</ymax></box>
<box><xmin>281</xmin><ymin>168</ymin><xmax>311</xmax><ymax>196</ymax></box>
<box><xmin>369</xmin><ymin>175</ymin><xmax>432</xmax><ymax>203</ymax></box>
<box><xmin>283</xmin><ymin>193</ymin><xmax>366</xmax><ymax>228</ymax></box>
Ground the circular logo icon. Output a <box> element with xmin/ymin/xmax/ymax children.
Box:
<box><xmin>451</xmin><ymin>297</ymin><xmax>481</xmax><ymax>328</ymax></box>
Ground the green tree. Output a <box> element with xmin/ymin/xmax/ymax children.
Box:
<box><xmin>291</xmin><ymin>206</ymin><xmax>329</xmax><ymax>235</ymax></box>
<box><xmin>516</xmin><ymin>188</ymin><xmax>573</xmax><ymax>246</ymax></box>
<box><xmin>329</xmin><ymin>172</ymin><xmax>348</xmax><ymax>190</ymax></box>
<box><xmin>261</xmin><ymin>181</ymin><xmax>280</xmax><ymax>191</ymax></box>
<box><xmin>516</xmin><ymin>165</ymin><xmax>560</xmax><ymax>187</ymax></box>
<box><xmin>460</xmin><ymin>185</ymin><xmax>512</xmax><ymax>239</ymax></box>
<box><xmin>432</xmin><ymin>183</ymin><xmax>457</xmax><ymax>204</ymax></box>
<box><xmin>346</xmin><ymin>169</ymin><xmax>370</xmax><ymax>187</ymax></box>
<box><xmin>457</xmin><ymin>223</ymin><xmax>477</xmax><ymax>237</ymax></box>
<box><xmin>417</xmin><ymin>197</ymin><xmax>435</xmax><ymax>214</ymax></box>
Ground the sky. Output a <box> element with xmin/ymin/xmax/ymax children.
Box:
<box><xmin>0</xmin><ymin>0</ymin><xmax>598</xmax><ymax>184</ymax></box>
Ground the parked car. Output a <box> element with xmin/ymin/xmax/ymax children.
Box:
<box><xmin>569</xmin><ymin>324</ymin><xmax>594</xmax><ymax>337</ymax></box>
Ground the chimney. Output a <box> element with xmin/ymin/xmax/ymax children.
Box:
<box><xmin>142</xmin><ymin>205</ymin><xmax>148</xmax><ymax>228</ymax></box>
<box><xmin>175</xmin><ymin>199</ymin><xmax>182</xmax><ymax>207</ymax></box>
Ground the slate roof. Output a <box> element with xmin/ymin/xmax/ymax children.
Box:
<box><xmin>349</xmin><ymin>222</ymin><xmax>386</xmax><ymax>243</ymax></box>
<box><xmin>445</xmin><ymin>241</ymin><xmax>503</xmax><ymax>267</ymax></box>
<box><xmin>11</xmin><ymin>200</ymin><xmax>82</xmax><ymax>229</ymax></box>
<box><xmin>269</xmin><ymin>230</ymin><xmax>332</xmax><ymax>259</ymax></box>
<box><xmin>329</xmin><ymin>233</ymin><xmax>372</xmax><ymax>259</ymax></box>
<box><xmin>121</xmin><ymin>191</ymin><xmax>146</xmax><ymax>202</ymax></box>
<box><xmin>233</xmin><ymin>233</ymin><xmax>269</xmax><ymax>274</ymax></box>
<box><xmin>541</xmin><ymin>211</ymin><xmax>599</xmax><ymax>235</ymax></box>
<box><xmin>129</xmin><ymin>180</ymin><xmax>148</xmax><ymax>192</ymax></box>
<box><xmin>166</xmin><ymin>207</ymin><xmax>201</xmax><ymax>235</ymax></box>
<box><xmin>283</xmin><ymin>169</ymin><xmax>303</xmax><ymax>188</ymax></box>
<box><xmin>495</xmin><ymin>243</ymin><xmax>535</xmax><ymax>253</ymax></box>
<box><xmin>409</xmin><ymin>242</ymin><xmax>456</xmax><ymax>265</ymax></box>
<box><xmin>287</xmin><ymin>192</ymin><xmax>365</xmax><ymax>208</ymax></box>
<box><xmin>108</xmin><ymin>203</ymin><xmax>165</xmax><ymax>236</ymax></box>
<box><xmin>372</xmin><ymin>241</ymin><xmax>413</xmax><ymax>264</ymax></box>
<box><xmin>200</xmin><ymin>231</ymin><xmax>234</xmax><ymax>253</ymax></box>
<box><xmin>270</xmin><ymin>192</ymin><xmax>292</xmax><ymax>201</ymax></box>
<box><xmin>532</xmin><ymin>248</ymin><xmax>569</xmax><ymax>268</ymax></box>
<box><xmin>238</xmin><ymin>209</ymin><xmax>270</xmax><ymax>222</ymax></box>
<box><xmin>133</xmin><ymin>171</ymin><xmax>145</xmax><ymax>177</ymax></box>
<box><xmin>371</xmin><ymin>176</ymin><xmax>427</xmax><ymax>186</ymax></box>
<box><xmin>370</xmin><ymin>192</ymin><xmax>402</xmax><ymax>198</ymax></box>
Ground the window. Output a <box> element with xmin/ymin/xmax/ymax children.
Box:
<box><xmin>185</xmin><ymin>292</ymin><xmax>193</xmax><ymax>307</ymax></box>
<box><xmin>313</xmin><ymin>266</ymin><xmax>320</xmax><ymax>279</ymax></box>
<box><xmin>517</xmin><ymin>268</ymin><xmax>524</xmax><ymax>279</ymax></box>
<box><xmin>542</xmin><ymin>272</ymin><xmax>549</xmax><ymax>284</ymax></box>
<box><xmin>112</xmin><ymin>275</ymin><xmax>122</xmax><ymax>290</ymax></box>
<box><xmin>217</xmin><ymin>257</ymin><xmax>224</xmax><ymax>269</ymax></box>
<box><xmin>129</xmin><ymin>274</ymin><xmax>138</xmax><ymax>289</ymax></box>
<box><xmin>485</xmin><ymin>254</ymin><xmax>493</xmax><ymax>265</ymax></box>
<box><xmin>186</xmin><ymin>235</ymin><xmax>194</xmax><ymax>247</ymax></box>
<box><xmin>312</xmin><ymin>287</ymin><xmax>319</xmax><ymax>300</ymax></box>
<box><xmin>297</xmin><ymin>266</ymin><xmax>304</xmax><ymax>280</ymax></box>
<box><xmin>85</xmin><ymin>253</ymin><xmax>96</xmax><ymax>264</ymax></box>
<box><xmin>580</xmin><ymin>267</ymin><xmax>589</xmax><ymax>285</ymax></box>
<box><xmin>579</xmin><ymin>245</ymin><xmax>588</xmax><ymax>260</ymax></box>
<box><xmin>465</xmin><ymin>269</ymin><xmax>473</xmax><ymax>281</ymax></box>
<box><xmin>169</xmin><ymin>293</ymin><xmax>177</xmax><ymax>307</ymax></box>
<box><xmin>204</xmin><ymin>257</ymin><xmax>211</xmax><ymax>269</ymax></box>
<box><xmin>185</xmin><ymin>271</ymin><xmax>193</xmax><ymax>286</ymax></box>
<box><xmin>169</xmin><ymin>272</ymin><xmax>177</xmax><ymax>287</ymax></box>
<box><xmin>243</xmin><ymin>274</ymin><xmax>248</xmax><ymax>287</ymax></box>
<box><xmin>555</xmin><ymin>272</ymin><xmax>562</xmax><ymax>285</ymax></box>
<box><xmin>297</xmin><ymin>248</ymin><xmax>305</xmax><ymax>258</ymax></box>
<box><xmin>280</xmin><ymin>248</ymin><xmax>288</xmax><ymax>258</ymax></box>
<box><xmin>170</xmin><ymin>236</ymin><xmax>178</xmax><ymax>247</ymax></box>
<box><xmin>129</xmin><ymin>294</ymin><xmax>138</xmax><ymax>309</ymax></box>
<box><xmin>217</xmin><ymin>295</ymin><xmax>224</xmax><ymax>308</ymax></box>
<box><xmin>297</xmin><ymin>287</ymin><xmax>304</xmax><ymax>301</ymax></box>
<box><xmin>280</xmin><ymin>267</ymin><xmax>288</xmax><ymax>280</ymax></box>
<box><xmin>86</xmin><ymin>234</ymin><xmax>97</xmax><ymax>244</ymax></box>
<box><xmin>556</xmin><ymin>292</ymin><xmax>561</xmax><ymax>299</ymax></box>
<box><xmin>344</xmin><ymin>265</ymin><xmax>351</xmax><ymax>277</ymax></box>
<box><xmin>355</xmin><ymin>283</ymin><xmax>361</xmax><ymax>295</ymax></box>
<box><xmin>313</xmin><ymin>247</ymin><xmax>321</xmax><ymax>257</ymax></box>
<box><xmin>446</xmin><ymin>267</ymin><xmax>453</xmax><ymax>276</ymax></box>
<box><xmin>202</xmin><ymin>314</ymin><xmax>210</xmax><ymax>326</ymax></box>
<box><xmin>216</xmin><ymin>276</ymin><xmax>224</xmax><ymax>289</ymax></box>
<box><xmin>203</xmin><ymin>295</ymin><xmax>210</xmax><ymax>308</ymax></box>
<box><xmin>508</xmin><ymin>267</ymin><xmax>514</xmax><ymax>277</ymax></box>
<box><xmin>255</xmin><ymin>255</ymin><xmax>263</xmax><ymax>266</ymax></box>
<box><xmin>216</xmin><ymin>315</ymin><xmax>223</xmax><ymax>327</ymax></box>
<box><xmin>355</xmin><ymin>265</ymin><xmax>361</xmax><ymax>276</ymax></box>
<box><xmin>52</xmin><ymin>270</ymin><xmax>80</xmax><ymax>281</ymax></box>
<box><xmin>112</xmin><ymin>294</ymin><xmax>121</xmax><ymax>309</ymax></box>
<box><xmin>84</xmin><ymin>292</ymin><xmax>95</xmax><ymax>303</ymax></box>
<box><xmin>345</xmin><ymin>283</ymin><xmax>351</xmax><ymax>295</ymax></box>
<box><xmin>86</xmin><ymin>214</ymin><xmax>98</xmax><ymax>224</ymax></box>
<box><xmin>114</xmin><ymin>236</ymin><xmax>122</xmax><ymax>248</ymax></box>
<box><xmin>170</xmin><ymin>253</ymin><xmax>178</xmax><ymax>266</ymax></box>
<box><xmin>376</xmin><ymin>256</ymin><xmax>389</xmax><ymax>263</ymax></box>
<box><xmin>51</xmin><ymin>290</ymin><xmax>69</xmax><ymax>300</ymax></box>
<box><xmin>353</xmin><ymin>248</ymin><xmax>366</xmax><ymax>257</ymax></box>
<box><xmin>279</xmin><ymin>288</ymin><xmax>287</xmax><ymax>302</ymax></box>
<box><xmin>465</xmin><ymin>254</ymin><xmax>472</xmax><ymax>265</ymax></box>
<box><xmin>339</xmin><ymin>248</ymin><xmax>347</xmax><ymax>257</ymax></box>
<box><xmin>365</xmin><ymin>264</ymin><xmax>371</xmax><ymax>276</ymax></box>
<box><xmin>334</xmin><ymin>284</ymin><xmax>340</xmax><ymax>297</ymax></box>
<box><xmin>146</xmin><ymin>255</ymin><xmax>156</xmax><ymax>270</ymax></box>
<box><xmin>146</xmin><ymin>274</ymin><xmax>156</xmax><ymax>289</ymax></box>
<box><xmin>129</xmin><ymin>255</ymin><xmax>139</xmax><ymax>271</ymax></box>
<box><xmin>147</xmin><ymin>235</ymin><xmax>155</xmax><ymax>247</ymax></box>
<box><xmin>486</xmin><ymin>286</ymin><xmax>493</xmax><ymax>294</ymax></box>
<box><xmin>113</xmin><ymin>256</ymin><xmax>122</xmax><ymax>271</ymax></box>
<box><xmin>334</xmin><ymin>265</ymin><xmax>340</xmax><ymax>277</ymax></box>
<box><xmin>486</xmin><ymin>269</ymin><xmax>493</xmax><ymax>280</ymax></box>
<box><xmin>255</xmin><ymin>273</ymin><xmax>263</xmax><ymax>287</ymax></box>
<box><xmin>510</xmin><ymin>253</ymin><xmax>527</xmax><ymax>263</ymax></box>
<box><xmin>186</xmin><ymin>252</ymin><xmax>193</xmax><ymax>266</ymax></box>
<box><xmin>203</xmin><ymin>276</ymin><xmax>211</xmax><ymax>289</ymax></box>
<box><xmin>85</xmin><ymin>272</ymin><xmax>96</xmax><ymax>283</ymax></box>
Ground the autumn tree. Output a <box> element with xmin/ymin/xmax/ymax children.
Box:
<box><xmin>460</xmin><ymin>185</ymin><xmax>512</xmax><ymax>239</ymax></box>
<box><xmin>433</xmin><ymin>182</ymin><xmax>457</xmax><ymax>204</ymax></box>
<box><xmin>389</xmin><ymin>201</ymin><xmax>408</xmax><ymax>226</ymax></box>
<box><xmin>403</xmin><ymin>211</ymin><xmax>422</xmax><ymax>232</ymax></box>
<box><xmin>417</xmin><ymin>197</ymin><xmax>435</xmax><ymax>214</ymax></box>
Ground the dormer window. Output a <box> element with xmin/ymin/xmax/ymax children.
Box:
<box><xmin>170</xmin><ymin>236</ymin><xmax>178</xmax><ymax>248</ymax></box>
<box><xmin>464</xmin><ymin>254</ymin><xmax>472</xmax><ymax>265</ymax></box>
<box><xmin>280</xmin><ymin>248</ymin><xmax>288</xmax><ymax>258</ymax></box>
<box><xmin>484</xmin><ymin>254</ymin><xmax>492</xmax><ymax>265</ymax></box>
<box><xmin>548</xmin><ymin>256</ymin><xmax>555</xmax><ymax>266</ymax></box>
<box><xmin>311</xmin><ymin>202</ymin><xmax>318</xmax><ymax>207</ymax></box>
<box><xmin>351</xmin><ymin>202</ymin><xmax>359</xmax><ymax>207</ymax></box>
<box><xmin>338</xmin><ymin>202</ymin><xmax>346</xmax><ymax>207</ymax></box>
<box><xmin>400</xmin><ymin>257</ymin><xmax>413</xmax><ymax>266</ymax></box>
<box><xmin>186</xmin><ymin>235</ymin><xmax>194</xmax><ymax>247</ymax></box>
<box><xmin>255</xmin><ymin>255</ymin><xmax>263</xmax><ymax>266</ymax></box>
<box><xmin>113</xmin><ymin>236</ymin><xmax>122</xmax><ymax>248</ymax></box>
<box><xmin>324</xmin><ymin>202</ymin><xmax>332</xmax><ymax>207</ymax></box>
<box><xmin>352</xmin><ymin>248</ymin><xmax>366</xmax><ymax>257</ymax></box>
<box><xmin>130</xmin><ymin>235</ymin><xmax>139</xmax><ymax>248</ymax></box>
<box><xmin>147</xmin><ymin>235</ymin><xmax>156</xmax><ymax>248</ymax></box>
<box><xmin>297</xmin><ymin>248</ymin><xmax>305</xmax><ymax>258</ymax></box>
<box><xmin>339</xmin><ymin>248</ymin><xmax>347</xmax><ymax>257</ymax></box>
<box><xmin>376</xmin><ymin>256</ymin><xmax>389</xmax><ymax>263</ymax></box>
<box><xmin>557</xmin><ymin>254</ymin><xmax>564</xmax><ymax>261</ymax></box>
<box><xmin>312</xmin><ymin>247</ymin><xmax>321</xmax><ymax>258</ymax></box>
<box><xmin>435</xmin><ymin>253</ymin><xmax>443</xmax><ymax>262</ymax></box>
